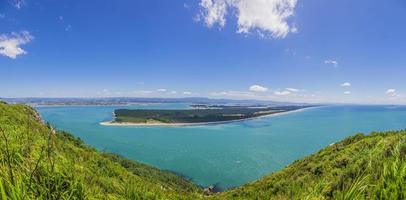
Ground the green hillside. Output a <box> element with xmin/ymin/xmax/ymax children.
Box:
<box><xmin>1</xmin><ymin>102</ymin><xmax>405</xmax><ymax>199</ymax></box>
<box><xmin>0</xmin><ymin>102</ymin><xmax>202</xmax><ymax>199</ymax></box>
<box><xmin>217</xmin><ymin>131</ymin><xmax>406</xmax><ymax>200</ymax></box>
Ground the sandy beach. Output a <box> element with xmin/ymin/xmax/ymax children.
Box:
<box><xmin>99</xmin><ymin>107</ymin><xmax>316</xmax><ymax>127</ymax></box>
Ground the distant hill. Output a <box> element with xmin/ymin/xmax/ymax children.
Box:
<box><xmin>0</xmin><ymin>102</ymin><xmax>404</xmax><ymax>199</ymax></box>
<box><xmin>1</xmin><ymin>97</ymin><xmax>312</xmax><ymax>107</ymax></box>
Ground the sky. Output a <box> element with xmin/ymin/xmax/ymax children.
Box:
<box><xmin>0</xmin><ymin>0</ymin><xmax>405</xmax><ymax>104</ymax></box>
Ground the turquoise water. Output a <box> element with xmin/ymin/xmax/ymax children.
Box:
<box><xmin>36</xmin><ymin>105</ymin><xmax>406</xmax><ymax>190</ymax></box>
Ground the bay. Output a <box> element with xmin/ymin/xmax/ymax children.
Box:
<box><xmin>36</xmin><ymin>104</ymin><xmax>406</xmax><ymax>190</ymax></box>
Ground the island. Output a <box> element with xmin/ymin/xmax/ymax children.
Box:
<box><xmin>101</xmin><ymin>105</ymin><xmax>312</xmax><ymax>126</ymax></box>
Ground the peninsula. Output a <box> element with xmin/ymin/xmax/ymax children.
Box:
<box><xmin>101</xmin><ymin>105</ymin><xmax>311</xmax><ymax>126</ymax></box>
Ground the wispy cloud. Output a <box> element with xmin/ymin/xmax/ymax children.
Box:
<box><xmin>324</xmin><ymin>59</ymin><xmax>338</xmax><ymax>67</ymax></box>
<box><xmin>209</xmin><ymin>91</ymin><xmax>257</xmax><ymax>99</ymax></box>
<box><xmin>274</xmin><ymin>87</ymin><xmax>301</xmax><ymax>96</ymax></box>
<box><xmin>65</xmin><ymin>24</ymin><xmax>72</xmax><ymax>31</ymax></box>
<box><xmin>286</xmin><ymin>88</ymin><xmax>300</xmax><ymax>92</ymax></box>
<box><xmin>197</xmin><ymin>0</ymin><xmax>298</xmax><ymax>38</ymax></box>
<box><xmin>285</xmin><ymin>48</ymin><xmax>297</xmax><ymax>56</ymax></box>
<box><xmin>386</xmin><ymin>89</ymin><xmax>397</xmax><ymax>97</ymax></box>
<box><xmin>133</xmin><ymin>90</ymin><xmax>153</xmax><ymax>96</ymax></box>
<box><xmin>157</xmin><ymin>88</ymin><xmax>167</xmax><ymax>92</ymax></box>
<box><xmin>249</xmin><ymin>85</ymin><xmax>268</xmax><ymax>92</ymax></box>
<box><xmin>184</xmin><ymin>3</ymin><xmax>191</xmax><ymax>9</ymax></box>
<box><xmin>10</xmin><ymin>0</ymin><xmax>26</xmax><ymax>9</ymax></box>
<box><xmin>340</xmin><ymin>82</ymin><xmax>351</xmax><ymax>87</ymax></box>
<box><xmin>273</xmin><ymin>90</ymin><xmax>291</xmax><ymax>96</ymax></box>
<box><xmin>0</xmin><ymin>31</ymin><xmax>33</xmax><ymax>59</ymax></box>
<box><xmin>344</xmin><ymin>91</ymin><xmax>351</xmax><ymax>95</ymax></box>
<box><xmin>198</xmin><ymin>0</ymin><xmax>227</xmax><ymax>28</ymax></box>
<box><xmin>96</xmin><ymin>89</ymin><xmax>112</xmax><ymax>97</ymax></box>
<box><xmin>183</xmin><ymin>91</ymin><xmax>192</xmax><ymax>95</ymax></box>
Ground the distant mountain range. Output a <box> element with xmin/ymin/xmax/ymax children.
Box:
<box><xmin>1</xmin><ymin>97</ymin><xmax>316</xmax><ymax>107</ymax></box>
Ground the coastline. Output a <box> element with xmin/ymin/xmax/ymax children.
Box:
<box><xmin>99</xmin><ymin>107</ymin><xmax>317</xmax><ymax>127</ymax></box>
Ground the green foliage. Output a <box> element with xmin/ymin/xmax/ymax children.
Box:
<box><xmin>375</xmin><ymin>140</ymin><xmax>406</xmax><ymax>199</ymax></box>
<box><xmin>0</xmin><ymin>103</ymin><xmax>203</xmax><ymax>199</ymax></box>
<box><xmin>103</xmin><ymin>153</ymin><xmax>200</xmax><ymax>194</ymax></box>
<box><xmin>113</xmin><ymin>107</ymin><xmax>302</xmax><ymax>124</ymax></box>
<box><xmin>215</xmin><ymin>131</ymin><xmax>406</xmax><ymax>200</ymax></box>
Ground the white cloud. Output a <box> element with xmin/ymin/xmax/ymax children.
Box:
<box><xmin>344</xmin><ymin>91</ymin><xmax>351</xmax><ymax>95</ymax></box>
<box><xmin>183</xmin><ymin>91</ymin><xmax>192</xmax><ymax>95</ymax></box>
<box><xmin>273</xmin><ymin>87</ymin><xmax>301</xmax><ymax>96</ymax></box>
<box><xmin>169</xmin><ymin>91</ymin><xmax>177</xmax><ymax>95</ymax></box>
<box><xmin>273</xmin><ymin>88</ymin><xmax>303</xmax><ymax>96</ymax></box>
<box><xmin>386</xmin><ymin>89</ymin><xmax>397</xmax><ymax>97</ymax></box>
<box><xmin>273</xmin><ymin>90</ymin><xmax>291</xmax><ymax>96</ymax></box>
<box><xmin>198</xmin><ymin>0</ymin><xmax>298</xmax><ymax>38</ymax></box>
<box><xmin>0</xmin><ymin>31</ymin><xmax>33</xmax><ymax>59</ymax></box>
<box><xmin>324</xmin><ymin>59</ymin><xmax>338</xmax><ymax>67</ymax></box>
<box><xmin>199</xmin><ymin>0</ymin><xmax>228</xmax><ymax>28</ymax></box>
<box><xmin>291</xmin><ymin>25</ymin><xmax>298</xmax><ymax>33</ymax></box>
<box><xmin>286</xmin><ymin>88</ymin><xmax>300</xmax><ymax>92</ymax></box>
<box><xmin>340</xmin><ymin>82</ymin><xmax>351</xmax><ymax>87</ymax></box>
<box><xmin>249</xmin><ymin>84</ymin><xmax>268</xmax><ymax>92</ymax></box>
<box><xmin>157</xmin><ymin>88</ymin><xmax>167</xmax><ymax>92</ymax></box>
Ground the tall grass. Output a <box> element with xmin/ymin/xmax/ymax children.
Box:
<box><xmin>375</xmin><ymin>140</ymin><xmax>406</xmax><ymax>199</ymax></box>
<box><xmin>218</xmin><ymin>131</ymin><xmax>406</xmax><ymax>200</ymax></box>
<box><xmin>0</xmin><ymin>124</ymin><xmax>86</xmax><ymax>200</ymax></box>
<box><xmin>336</xmin><ymin>175</ymin><xmax>369</xmax><ymax>200</ymax></box>
<box><xmin>0</xmin><ymin>104</ymin><xmax>203</xmax><ymax>199</ymax></box>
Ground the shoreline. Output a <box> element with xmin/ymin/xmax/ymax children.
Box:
<box><xmin>99</xmin><ymin>107</ymin><xmax>317</xmax><ymax>127</ymax></box>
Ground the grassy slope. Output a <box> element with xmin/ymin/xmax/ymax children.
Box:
<box><xmin>0</xmin><ymin>102</ymin><xmax>202</xmax><ymax>199</ymax></box>
<box><xmin>1</xmin><ymin>102</ymin><xmax>405</xmax><ymax>199</ymax></box>
<box><xmin>216</xmin><ymin>131</ymin><xmax>406</xmax><ymax>200</ymax></box>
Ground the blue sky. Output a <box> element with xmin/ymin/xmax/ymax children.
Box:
<box><xmin>0</xmin><ymin>0</ymin><xmax>405</xmax><ymax>104</ymax></box>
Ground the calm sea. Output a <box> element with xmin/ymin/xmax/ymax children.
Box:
<box><xmin>36</xmin><ymin>104</ymin><xmax>406</xmax><ymax>190</ymax></box>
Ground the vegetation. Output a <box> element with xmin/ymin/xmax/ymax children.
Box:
<box><xmin>216</xmin><ymin>131</ymin><xmax>406</xmax><ymax>200</ymax></box>
<box><xmin>0</xmin><ymin>103</ymin><xmax>202</xmax><ymax>199</ymax></box>
<box><xmin>1</xmin><ymin>103</ymin><xmax>405</xmax><ymax>199</ymax></box>
<box><xmin>102</xmin><ymin>153</ymin><xmax>199</xmax><ymax>194</ymax></box>
<box><xmin>113</xmin><ymin>106</ymin><xmax>306</xmax><ymax>124</ymax></box>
